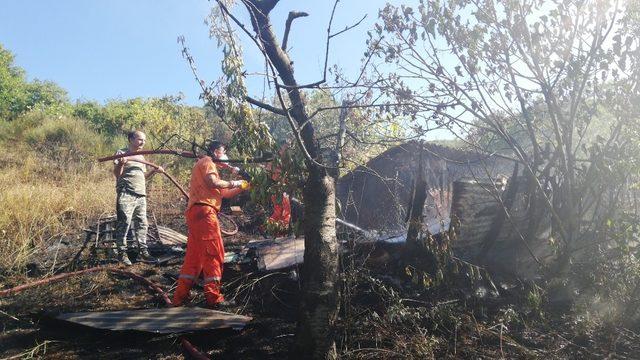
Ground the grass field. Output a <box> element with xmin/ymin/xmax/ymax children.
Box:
<box><xmin>0</xmin><ymin>146</ymin><xmax>115</xmax><ymax>271</ymax></box>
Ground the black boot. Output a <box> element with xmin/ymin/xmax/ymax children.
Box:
<box><xmin>139</xmin><ymin>249</ymin><xmax>155</xmax><ymax>262</ymax></box>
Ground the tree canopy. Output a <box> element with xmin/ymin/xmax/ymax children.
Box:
<box><xmin>0</xmin><ymin>44</ymin><xmax>69</xmax><ymax>121</ymax></box>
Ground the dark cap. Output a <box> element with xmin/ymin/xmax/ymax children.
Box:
<box><xmin>127</xmin><ymin>130</ymin><xmax>144</xmax><ymax>141</ymax></box>
<box><xmin>206</xmin><ymin>139</ymin><xmax>226</xmax><ymax>152</ymax></box>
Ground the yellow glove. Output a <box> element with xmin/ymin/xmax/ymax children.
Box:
<box><xmin>231</xmin><ymin>180</ymin><xmax>250</xmax><ymax>190</ymax></box>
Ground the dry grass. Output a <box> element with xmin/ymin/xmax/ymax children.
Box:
<box><xmin>0</xmin><ymin>147</ymin><xmax>115</xmax><ymax>272</ymax></box>
<box><xmin>0</xmin><ymin>146</ymin><xmax>189</xmax><ymax>273</ymax></box>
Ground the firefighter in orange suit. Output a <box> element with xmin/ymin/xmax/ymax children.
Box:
<box><xmin>265</xmin><ymin>142</ymin><xmax>292</xmax><ymax>234</ymax></box>
<box><xmin>173</xmin><ymin>140</ymin><xmax>249</xmax><ymax>307</ymax></box>
<box><xmin>267</xmin><ymin>192</ymin><xmax>291</xmax><ymax>231</ymax></box>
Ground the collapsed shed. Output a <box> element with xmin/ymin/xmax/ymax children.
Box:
<box><xmin>337</xmin><ymin>141</ymin><xmax>515</xmax><ymax>234</ymax></box>
<box><xmin>337</xmin><ymin>141</ymin><xmax>551</xmax><ymax>276</ymax></box>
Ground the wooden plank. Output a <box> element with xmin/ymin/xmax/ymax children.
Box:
<box><xmin>255</xmin><ymin>237</ymin><xmax>304</xmax><ymax>271</ymax></box>
<box><xmin>56</xmin><ymin>307</ymin><xmax>252</xmax><ymax>333</ymax></box>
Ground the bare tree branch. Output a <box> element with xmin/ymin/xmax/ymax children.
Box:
<box><xmin>245</xmin><ymin>95</ymin><xmax>287</xmax><ymax>115</ymax></box>
<box><xmin>330</xmin><ymin>14</ymin><xmax>367</xmax><ymax>38</ymax></box>
<box><xmin>282</xmin><ymin>11</ymin><xmax>309</xmax><ymax>51</ymax></box>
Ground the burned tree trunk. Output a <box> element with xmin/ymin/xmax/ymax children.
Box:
<box><xmin>405</xmin><ymin>149</ymin><xmax>427</xmax><ymax>254</ymax></box>
<box><xmin>243</xmin><ymin>1</ymin><xmax>338</xmax><ymax>358</ymax></box>
<box><xmin>403</xmin><ymin>146</ymin><xmax>441</xmax><ymax>276</ymax></box>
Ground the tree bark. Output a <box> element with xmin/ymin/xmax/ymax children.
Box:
<box><xmin>405</xmin><ymin>149</ymin><xmax>427</xmax><ymax>254</ymax></box>
<box><xmin>244</xmin><ymin>1</ymin><xmax>339</xmax><ymax>358</ymax></box>
<box><xmin>404</xmin><ymin>146</ymin><xmax>439</xmax><ymax>275</ymax></box>
<box><xmin>296</xmin><ymin>166</ymin><xmax>338</xmax><ymax>359</ymax></box>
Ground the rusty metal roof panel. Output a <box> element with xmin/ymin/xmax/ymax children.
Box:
<box><xmin>56</xmin><ymin>307</ymin><xmax>252</xmax><ymax>333</ymax></box>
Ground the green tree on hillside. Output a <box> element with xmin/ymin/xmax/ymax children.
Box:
<box><xmin>0</xmin><ymin>44</ymin><xmax>29</xmax><ymax>120</ymax></box>
<box><xmin>73</xmin><ymin>96</ymin><xmax>219</xmax><ymax>146</ymax></box>
<box><xmin>25</xmin><ymin>79</ymin><xmax>69</xmax><ymax>114</ymax></box>
<box><xmin>0</xmin><ymin>44</ymin><xmax>68</xmax><ymax>120</ymax></box>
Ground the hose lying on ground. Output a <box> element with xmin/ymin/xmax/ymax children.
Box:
<box><xmin>0</xmin><ymin>266</ymin><xmax>211</xmax><ymax>359</ymax></box>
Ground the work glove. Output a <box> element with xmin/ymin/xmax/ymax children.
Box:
<box><xmin>230</xmin><ymin>180</ymin><xmax>250</xmax><ymax>190</ymax></box>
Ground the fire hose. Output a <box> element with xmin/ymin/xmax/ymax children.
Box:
<box><xmin>98</xmin><ymin>149</ymin><xmax>271</xmax><ymax>180</ymax></box>
<box><xmin>98</xmin><ymin>149</ymin><xmax>198</xmax><ymax>161</ymax></box>
<box><xmin>127</xmin><ymin>159</ymin><xmax>189</xmax><ymax>201</ymax></box>
<box><xmin>121</xmin><ymin>158</ymin><xmax>238</xmax><ymax>235</ymax></box>
<box><xmin>0</xmin><ymin>266</ymin><xmax>211</xmax><ymax>359</ymax></box>
<box><xmin>99</xmin><ymin>149</ymin><xmax>239</xmax><ymax>175</ymax></box>
<box><xmin>97</xmin><ymin>148</ymin><xmax>273</xmax><ymax>164</ymax></box>
<box><xmin>126</xmin><ymin>158</ymin><xmax>189</xmax><ymax>200</ymax></box>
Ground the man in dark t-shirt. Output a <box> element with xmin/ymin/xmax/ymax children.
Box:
<box><xmin>113</xmin><ymin>130</ymin><xmax>162</xmax><ymax>266</ymax></box>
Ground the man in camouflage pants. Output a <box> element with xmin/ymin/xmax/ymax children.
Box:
<box><xmin>113</xmin><ymin>130</ymin><xmax>163</xmax><ymax>266</ymax></box>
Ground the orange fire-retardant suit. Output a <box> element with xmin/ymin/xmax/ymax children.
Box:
<box><xmin>173</xmin><ymin>156</ymin><xmax>242</xmax><ymax>306</ymax></box>
<box><xmin>268</xmin><ymin>193</ymin><xmax>291</xmax><ymax>229</ymax></box>
<box><xmin>266</xmin><ymin>144</ymin><xmax>292</xmax><ymax>231</ymax></box>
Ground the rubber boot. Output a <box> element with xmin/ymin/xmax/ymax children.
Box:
<box><xmin>172</xmin><ymin>278</ymin><xmax>194</xmax><ymax>307</ymax></box>
<box><xmin>138</xmin><ymin>248</ymin><xmax>155</xmax><ymax>262</ymax></box>
<box><xmin>204</xmin><ymin>280</ymin><xmax>225</xmax><ymax>307</ymax></box>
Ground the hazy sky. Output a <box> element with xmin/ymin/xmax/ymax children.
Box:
<box><xmin>1</xmin><ymin>0</ymin><xmax>389</xmax><ymax>106</ymax></box>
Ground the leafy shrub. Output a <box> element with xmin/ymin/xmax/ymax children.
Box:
<box><xmin>23</xmin><ymin>115</ymin><xmax>110</xmax><ymax>161</ymax></box>
<box><xmin>74</xmin><ymin>96</ymin><xmax>215</xmax><ymax>143</ymax></box>
<box><xmin>0</xmin><ymin>111</ymin><xmax>48</xmax><ymax>143</ymax></box>
<box><xmin>0</xmin><ymin>45</ymin><xmax>70</xmax><ymax>121</ymax></box>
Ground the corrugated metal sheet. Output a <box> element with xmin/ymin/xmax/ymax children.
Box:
<box><xmin>451</xmin><ymin>179</ymin><xmax>528</xmax><ymax>248</ymax></box>
<box><xmin>249</xmin><ymin>237</ymin><xmax>305</xmax><ymax>271</ymax></box>
<box><xmin>56</xmin><ymin>307</ymin><xmax>252</xmax><ymax>333</ymax></box>
<box><xmin>451</xmin><ymin>179</ymin><xmax>551</xmax><ymax>276</ymax></box>
<box><xmin>156</xmin><ymin>226</ymin><xmax>187</xmax><ymax>246</ymax></box>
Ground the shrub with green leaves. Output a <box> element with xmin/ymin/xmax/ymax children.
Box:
<box><xmin>23</xmin><ymin>115</ymin><xmax>110</xmax><ymax>161</ymax></box>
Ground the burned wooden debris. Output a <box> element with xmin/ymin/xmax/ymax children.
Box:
<box><xmin>69</xmin><ymin>216</ymin><xmax>186</xmax><ymax>267</ymax></box>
